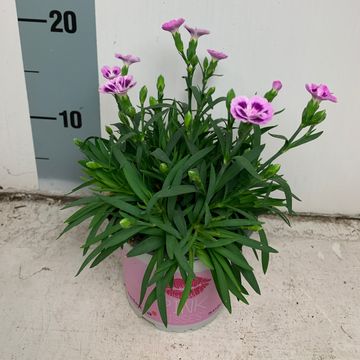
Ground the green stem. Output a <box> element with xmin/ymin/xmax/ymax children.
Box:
<box><xmin>261</xmin><ymin>125</ymin><xmax>303</xmax><ymax>170</ymax></box>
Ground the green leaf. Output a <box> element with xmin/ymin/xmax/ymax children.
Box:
<box><xmin>209</xmin><ymin>250</ymin><xmax>232</xmax><ymax>313</ymax></box>
<box><xmin>151</xmin><ymin>148</ymin><xmax>171</xmax><ymax>164</ymax></box>
<box><xmin>112</xmin><ymin>145</ymin><xmax>151</xmax><ymax>203</ymax></box>
<box><xmin>139</xmin><ymin>254</ymin><xmax>157</xmax><ymax>306</ymax></box>
<box><xmin>97</xmin><ymin>195</ymin><xmax>143</xmax><ymax>218</ymax></box>
<box><xmin>259</xmin><ymin>229</ymin><xmax>270</xmax><ymax>274</ymax></box>
<box><xmin>207</xmin><ymin>218</ymin><xmax>261</xmax><ymax>228</ymax></box>
<box><xmin>156</xmin><ymin>265</ymin><xmax>177</xmax><ymax>327</ymax></box>
<box><xmin>142</xmin><ymin>287</ymin><xmax>157</xmax><ymax>314</ymax></box>
<box><xmin>90</xmin><ymin>244</ymin><xmax>122</xmax><ymax>268</ymax></box>
<box><xmin>146</xmin><ymin>185</ymin><xmax>197</xmax><ymax>212</ymax></box>
<box><xmin>269</xmin><ymin>133</ymin><xmax>289</xmax><ymax>142</ymax></box>
<box><xmin>214</xmin><ymin>229</ymin><xmax>278</xmax><ymax>253</ymax></box>
<box><xmin>173</xmin><ymin>209</ymin><xmax>187</xmax><ymax>237</ymax></box>
<box><xmin>289</xmin><ymin>131</ymin><xmax>323</xmax><ymax>149</ymax></box>
<box><xmin>177</xmin><ymin>250</ymin><xmax>195</xmax><ymax>315</ymax></box>
<box><xmin>165</xmin><ymin>234</ymin><xmax>177</xmax><ymax>259</ymax></box>
<box><xmin>127</xmin><ymin>237</ymin><xmax>164</xmax><ymax>257</ymax></box>
<box><xmin>272</xmin><ymin>175</ymin><xmax>293</xmax><ymax>214</ymax></box>
<box><xmin>174</xmin><ymin>246</ymin><xmax>195</xmax><ymax>277</ymax></box>
<box><xmin>214</xmin><ymin>246</ymin><xmax>253</xmax><ymax>271</ymax></box>
<box><xmin>240</xmin><ymin>268</ymin><xmax>261</xmax><ymax>295</ymax></box>
<box><xmin>61</xmin><ymin>196</ymin><xmax>98</xmax><ymax>209</ymax></box>
<box><xmin>234</xmin><ymin>156</ymin><xmax>262</xmax><ymax>180</ymax></box>
<box><xmin>196</xmin><ymin>248</ymin><xmax>214</xmax><ymax>270</ymax></box>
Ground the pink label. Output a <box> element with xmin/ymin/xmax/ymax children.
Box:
<box><xmin>123</xmin><ymin>255</ymin><xmax>222</xmax><ymax>326</ymax></box>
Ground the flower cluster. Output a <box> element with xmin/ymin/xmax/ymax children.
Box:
<box><xmin>99</xmin><ymin>53</ymin><xmax>140</xmax><ymax>96</ymax></box>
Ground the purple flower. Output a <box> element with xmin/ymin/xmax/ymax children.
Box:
<box><xmin>101</xmin><ymin>65</ymin><xmax>121</xmax><ymax>80</ymax></box>
<box><xmin>99</xmin><ymin>75</ymin><xmax>136</xmax><ymax>95</ymax></box>
<box><xmin>272</xmin><ymin>80</ymin><xmax>282</xmax><ymax>92</ymax></box>
<box><xmin>184</xmin><ymin>25</ymin><xmax>210</xmax><ymax>39</ymax></box>
<box><xmin>207</xmin><ymin>49</ymin><xmax>228</xmax><ymax>61</ymax></box>
<box><xmin>230</xmin><ymin>96</ymin><xmax>274</xmax><ymax>125</ymax></box>
<box><xmin>161</xmin><ymin>18</ymin><xmax>185</xmax><ymax>33</ymax></box>
<box><xmin>115</xmin><ymin>53</ymin><xmax>140</xmax><ymax>66</ymax></box>
<box><xmin>305</xmin><ymin>83</ymin><xmax>337</xmax><ymax>102</ymax></box>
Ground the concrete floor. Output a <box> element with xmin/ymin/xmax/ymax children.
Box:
<box><xmin>0</xmin><ymin>195</ymin><xmax>359</xmax><ymax>360</ymax></box>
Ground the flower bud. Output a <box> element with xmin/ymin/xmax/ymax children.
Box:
<box><xmin>73</xmin><ymin>138</ymin><xmax>83</xmax><ymax>147</ymax></box>
<box><xmin>272</xmin><ymin>80</ymin><xmax>282</xmax><ymax>91</ymax></box>
<box><xmin>263</xmin><ymin>164</ymin><xmax>281</xmax><ymax>178</ymax></box>
<box><xmin>184</xmin><ymin>111</ymin><xmax>192</xmax><ymax>129</ymax></box>
<box><xmin>105</xmin><ymin>126</ymin><xmax>113</xmax><ymax>135</ymax></box>
<box><xmin>188</xmin><ymin>169</ymin><xmax>204</xmax><ymax>190</ymax></box>
<box><xmin>187</xmin><ymin>65</ymin><xmax>193</xmax><ymax>74</ymax></box>
<box><xmin>120</xmin><ymin>218</ymin><xmax>132</xmax><ymax>229</ymax></box>
<box><xmin>301</xmin><ymin>99</ymin><xmax>320</xmax><ymax>127</ymax></box>
<box><xmin>156</xmin><ymin>75</ymin><xmax>165</xmax><ymax>93</ymax></box>
<box><xmin>264</xmin><ymin>80</ymin><xmax>283</xmax><ymax>102</ymax></box>
<box><xmin>207</xmin><ymin>87</ymin><xmax>216</xmax><ymax>97</ymax></box>
<box><xmin>203</xmin><ymin>57</ymin><xmax>209</xmax><ymax>70</ymax></box>
<box><xmin>149</xmin><ymin>96</ymin><xmax>158</xmax><ymax>107</ymax></box>
<box><xmin>226</xmin><ymin>89</ymin><xmax>236</xmax><ymax>110</ymax></box>
<box><xmin>245</xmin><ymin>225</ymin><xmax>262</xmax><ymax>232</ymax></box>
<box><xmin>159</xmin><ymin>163</ymin><xmax>168</xmax><ymax>174</ymax></box>
<box><xmin>86</xmin><ymin>161</ymin><xmax>103</xmax><ymax>169</ymax></box>
<box><xmin>127</xmin><ymin>106</ymin><xmax>136</xmax><ymax>117</ymax></box>
<box><xmin>139</xmin><ymin>85</ymin><xmax>148</xmax><ymax>105</ymax></box>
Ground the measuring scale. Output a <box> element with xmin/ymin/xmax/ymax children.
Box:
<box><xmin>15</xmin><ymin>0</ymin><xmax>100</xmax><ymax>191</ymax></box>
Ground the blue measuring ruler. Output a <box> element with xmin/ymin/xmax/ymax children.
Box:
<box><xmin>16</xmin><ymin>0</ymin><xmax>100</xmax><ymax>189</ymax></box>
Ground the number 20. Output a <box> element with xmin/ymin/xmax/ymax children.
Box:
<box><xmin>49</xmin><ymin>10</ymin><xmax>77</xmax><ymax>34</ymax></box>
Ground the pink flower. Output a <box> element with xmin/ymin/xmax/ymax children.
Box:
<box><xmin>305</xmin><ymin>83</ymin><xmax>337</xmax><ymax>103</ymax></box>
<box><xmin>115</xmin><ymin>53</ymin><xmax>140</xmax><ymax>66</ymax></box>
<box><xmin>100</xmin><ymin>65</ymin><xmax>121</xmax><ymax>80</ymax></box>
<box><xmin>207</xmin><ymin>49</ymin><xmax>228</xmax><ymax>61</ymax></box>
<box><xmin>99</xmin><ymin>75</ymin><xmax>136</xmax><ymax>95</ymax></box>
<box><xmin>161</xmin><ymin>18</ymin><xmax>185</xmax><ymax>33</ymax></box>
<box><xmin>272</xmin><ymin>80</ymin><xmax>282</xmax><ymax>92</ymax></box>
<box><xmin>230</xmin><ymin>96</ymin><xmax>274</xmax><ymax>125</ymax></box>
<box><xmin>184</xmin><ymin>25</ymin><xmax>210</xmax><ymax>39</ymax></box>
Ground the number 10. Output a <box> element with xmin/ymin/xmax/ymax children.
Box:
<box><xmin>59</xmin><ymin>110</ymin><xmax>82</xmax><ymax>128</ymax></box>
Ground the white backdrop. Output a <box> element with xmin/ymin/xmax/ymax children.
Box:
<box><xmin>1</xmin><ymin>0</ymin><xmax>359</xmax><ymax>215</ymax></box>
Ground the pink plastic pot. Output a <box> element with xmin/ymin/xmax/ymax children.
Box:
<box><xmin>122</xmin><ymin>243</ymin><xmax>222</xmax><ymax>332</ymax></box>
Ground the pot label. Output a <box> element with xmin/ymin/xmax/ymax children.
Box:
<box><xmin>123</xmin><ymin>256</ymin><xmax>222</xmax><ymax>326</ymax></box>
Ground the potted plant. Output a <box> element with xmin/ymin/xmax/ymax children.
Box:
<box><xmin>60</xmin><ymin>18</ymin><xmax>337</xmax><ymax>331</ymax></box>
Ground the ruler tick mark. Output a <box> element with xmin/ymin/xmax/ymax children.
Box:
<box><xmin>30</xmin><ymin>116</ymin><xmax>56</xmax><ymax>120</ymax></box>
<box><xmin>25</xmin><ymin>70</ymin><xmax>40</xmax><ymax>74</ymax></box>
<box><xmin>18</xmin><ymin>18</ymin><xmax>47</xmax><ymax>23</ymax></box>
<box><xmin>35</xmin><ymin>157</ymin><xmax>50</xmax><ymax>160</ymax></box>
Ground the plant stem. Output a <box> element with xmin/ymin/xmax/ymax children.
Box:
<box><xmin>260</xmin><ymin>125</ymin><xmax>303</xmax><ymax>170</ymax></box>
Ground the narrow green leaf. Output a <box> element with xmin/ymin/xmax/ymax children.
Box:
<box><xmin>139</xmin><ymin>254</ymin><xmax>157</xmax><ymax>306</ymax></box>
<box><xmin>259</xmin><ymin>229</ymin><xmax>270</xmax><ymax>274</ymax></box>
<box><xmin>142</xmin><ymin>287</ymin><xmax>157</xmax><ymax>314</ymax></box>
<box><xmin>127</xmin><ymin>237</ymin><xmax>164</xmax><ymax>257</ymax></box>
<box><xmin>240</xmin><ymin>268</ymin><xmax>261</xmax><ymax>295</ymax></box>
<box><xmin>165</xmin><ymin>234</ymin><xmax>177</xmax><ymax>259</ymax></box>
<box><xmin>234</xmin><ymin>156</ymin><xmax>262</xmax><ymax>180</ymax></box>
<box><xmin>214</xmin><ymin>246</ymin><xmax>253</xmax><ymax>271</ymax></box>
<box><xmin>151</xmin><ymin>148</ymin><xmax>171</xmax><ymax>164</ymax></box>
<box><xmin>209</xmin><ymin>250</ymin><xmax>232</xmax><ymax>313</ymax></box>
<box><xmin>196</xmin><ymin>248</ymin><xmax>214</xmax><ymax>270</ymax></box>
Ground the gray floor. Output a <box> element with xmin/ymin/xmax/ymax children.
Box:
<box><xmin>0</xmin><ymin>196</ymin><xmax>359</xmax><ymax>360</ymax></box>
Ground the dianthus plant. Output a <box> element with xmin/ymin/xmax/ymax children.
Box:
<box><xmin>61</xmin><ymin>18</ymin><xmax>336</xmax><ymax>327</ymax></box>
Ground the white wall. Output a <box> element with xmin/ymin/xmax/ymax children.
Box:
<box><xmin>1</xmin><ymin>0</ymin><xmax>359</xmax><ymax>215</ymax></box>
<box><xmin>0</xmin><ymin>0</ymin><xmax>38</xmax><ymax>190</ymax></box>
